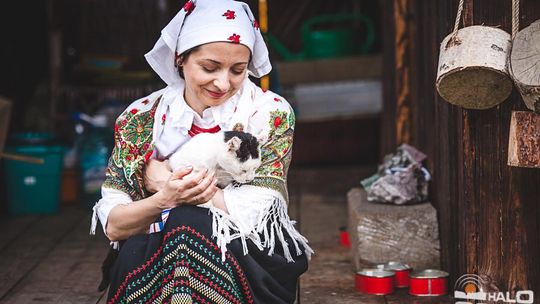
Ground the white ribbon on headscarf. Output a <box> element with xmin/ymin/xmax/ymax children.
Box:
<box><xmin>144</xmin><ymin>0</ymin><xmax>271</xmax><ymax>87</ymax></box>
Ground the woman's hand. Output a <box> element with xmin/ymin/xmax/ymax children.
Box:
<box><xmin>155</xmin><ymin>167</ymin><xmax>219</xmax><ymax>209</ymax></box>
<box><xmin>144</xmin><ymin>159</ymin><xmax>173</xmax><ymax>193</ymax></box>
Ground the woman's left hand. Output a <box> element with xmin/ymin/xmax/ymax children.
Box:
<box><xmin>144</xmin><ymin>159</ymin><xmax>172</xmax><ymax>193</ymax></box>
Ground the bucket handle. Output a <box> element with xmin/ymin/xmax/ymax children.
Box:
<box><xmin>450</xmin><ymin>0</ymin><xmax>520</xmax><ymax>41</ymax></box>
<box><xmin>301</xmin><ymin>13</ymin><xmax>375</xmax><ymax>54</ymax></box>
<box><xmin>511</xmin><ymin>0</ymin><xmax>520</xmax><ymax>39</ymax></box>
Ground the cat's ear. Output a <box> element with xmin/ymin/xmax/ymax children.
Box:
<box><xmin>227</xmin><ymin>136</ymin><xmax>242</xmax><ymax>152</ymax></box>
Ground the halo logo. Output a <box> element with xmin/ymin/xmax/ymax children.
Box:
<box><xmin>454</xmin><ymin>274</ymin><xmax>533</xmax><ymax>304</ymax></box>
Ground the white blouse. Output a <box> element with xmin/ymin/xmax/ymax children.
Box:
<box><xmin>90</xmin><ymin>79</ymin><xmax>313</xmax><ymax>262</ymax></box>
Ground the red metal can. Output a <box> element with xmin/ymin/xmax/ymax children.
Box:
<box><xmin>409</xmin><ymin>269</ymin><xmax>449</xmax><ymax>296</ymax></box>
<box><xmin>355</xmin><ymin>269</ymin><xmax>395</xmax><ymax>295</ymax></box>
<box><xmin>376</xmin><ymin>261</ymin><xmax>412</xmax><ymax>288</ymax></box>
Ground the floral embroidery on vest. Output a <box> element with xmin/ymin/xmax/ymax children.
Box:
<box><xmin>104</xmin><ymin>97</ymin><xmax>161</xmax><ymax>200</ymax></box>
<box><xmin>249</xmin><ymin>108</ymin><xmax>295</xmax><ymax>200</ymax></box>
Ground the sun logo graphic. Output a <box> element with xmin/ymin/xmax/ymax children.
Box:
<box><xmin>454</xmin><ymin>274</ymin><xmax>487</xmax><ymax>302</ymax></box>
<box><xmin>453</xmin><ymin>274</ymin><xmax>534</xmax><ymax>304</ymax></box>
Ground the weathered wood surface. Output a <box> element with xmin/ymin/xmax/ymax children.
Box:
<box><xmin>0</xmin><ymin>207</ymin><xmax>109</xmax><ymax>303</ymax></box>
<box><xmin>348</xmin><ymin>188</ymin><xmax>440</xmax><ymax>271</ymax></box>
<box><xmin>1</xmin><ymin>215</ymin><xmax>108</xmax><ymax>303</ymax></box>
<box><xmin>510</xmin><ymin>19</ymin><xmax>540</xmax><ymax>113</ymax></box>
<box><xmin>508</xmin><ymin>111</ymin><xmax>540</xmax><ymax>168</ymax></box>
<box><xmin>382</xmin><ymin>0</ymin><xmax>540</xmax><ymax>295</ymax></box>
<box><xmin>385</xmin><ymin>288</ymin><xmax>454</xmax><ymax>303</ymax></box>
<box><xmin>0</xmin><ymin>97</ymin><xmax>12</xmax><ymax>154</ymax></box>
<box><xmin>436</xmin><ymin>26</ymin><xmax>513</xmax><ymax>109</ymax></box>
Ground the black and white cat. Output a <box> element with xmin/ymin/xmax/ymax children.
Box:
<box><xmin>169</xmin><ymin>131</ymin><xmax>263</xmax><ymax>190</ymax></box>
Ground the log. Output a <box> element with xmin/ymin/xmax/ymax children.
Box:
<box><xmin>508</xmin><ymin>111</ymin><xmax>540</xmax><ymax>168</ymax></box>
<box><xmin>348</xmin><ymin>188</ymin><xmax>440</xmax><ymax>272</ymax></box>
<box><xmin>436</xmin><ymin>26</ymin><xmax>513</xmax><ymax>109</ymax></box>
<box><xmin>509</xmin><ymin>19</ymin><xmax>540</xmax><ymax>113</ymax></box>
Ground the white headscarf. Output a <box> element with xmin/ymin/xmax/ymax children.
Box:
<box><xmin>144</xmin><ymin>0</ymin><xmax>271</xmax><ymax>86</ymax></box>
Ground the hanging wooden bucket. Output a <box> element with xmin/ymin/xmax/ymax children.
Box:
<box><xmin>509</xmin><ymin>19</ymin><xmax>540</xmax><ymax>113</ymax></box>
<box><xmin>436</xmin><ymin>26</ymin><xmax>513</xmax><ymax>109</ymax></box>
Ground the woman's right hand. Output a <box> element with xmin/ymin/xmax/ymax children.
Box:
<box><xmin>156</xmin><ymin>166</ymin><xmax>218</xmax><ymax>209</ymax></box>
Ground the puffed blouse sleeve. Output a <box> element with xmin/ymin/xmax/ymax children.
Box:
<box><xmin>209</xmin><ymin>92</ymin><xmax>313</xmax><ymax>262</ymax></box>
<box><xmin>90</xmin><ymin>92</ymin><xmax>163</xmax><ymax>239</ymax></box>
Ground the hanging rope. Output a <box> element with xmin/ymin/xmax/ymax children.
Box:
<box><xmin>452</xmin><ymin>0</ymin><xmax>465</xmax><ymax>35</ymax></box>
<box><xmin>511</xmin><ymin>0</ymin><xmax>520</xmax><ymax>39</ymax></box>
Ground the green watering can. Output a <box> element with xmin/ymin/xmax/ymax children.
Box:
<box><xmin>268</xmin><ymin>13</ymin><xmax>375</xmax><ymax>61</ymax></box>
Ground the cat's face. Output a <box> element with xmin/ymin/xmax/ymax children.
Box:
<box><xmin>219</xmin><ymin>131</ymin><xmax>262</xmax><ymax>184</ymax></box>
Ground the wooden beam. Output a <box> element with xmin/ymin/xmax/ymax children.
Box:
<box><xmin>276</xmin><ymin>55</ymin><xmax>381</xmax><ymax>85</ymax></box>
<box><xmin>393</xmin><ymin>0</ymin><xmax>414</xmax><ymax>145</ymax></box>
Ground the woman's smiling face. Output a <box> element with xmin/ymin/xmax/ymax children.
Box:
<box><xmin>180</xmin><ymin>42</ymin><xmax>251</xmax><ymax>114</ymax></box>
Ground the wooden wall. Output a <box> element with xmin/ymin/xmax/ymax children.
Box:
<box><xmin>382</xmin><ymin>0</ymin><xmax>540</xmax><ymax>293</ymax></box>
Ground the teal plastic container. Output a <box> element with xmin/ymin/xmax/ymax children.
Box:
<box><xmin>3</xmin><ymin>140</ymin><xmax>64</xmax><ymax>215</ymax></box>
<box><xmin>78</xmin><ymin>125</ymin><xmax>113</xmax><ymax>208</ymax></box>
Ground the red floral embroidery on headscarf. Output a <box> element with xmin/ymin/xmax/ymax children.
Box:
<box><xmin>228</xmin><ymin>34</ymin><xmax>241</xmax><ymax>43</ymax></box>
<box><xmin>161</xmin><ymin>114</ymin><xmax>166</xmax><ymax>125</ymax></box>
<box><xmin>223</xmin><ymin>10</ymin><xmax>236</xmax><ymax>20</ymax></box>
<box><xmin>253</xmin><ymin>20</ymin><xmax>260</xmax><ymax>30</ymax></box>
<box><xmin>183</xmin><ymin>1</ymin><xmax>195</xmax><ymax>15</ymax></box>
<box><xmin>274</xmin><ymin>97</ymin><xmax>281</xmax><ymax>102</ymax></box>
<box><xmin>130</xmin><ymin>108</ymin><xmax>139</xmax><ymax>115</ymax></box>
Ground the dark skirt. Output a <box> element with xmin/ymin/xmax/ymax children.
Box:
<box><xmin>106</xmin><ymin>205</ymin><xmax>309</xmax><ymax>304</ymax></box>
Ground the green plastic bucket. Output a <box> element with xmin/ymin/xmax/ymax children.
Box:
<box><xmin>3</xmin><ymin>136</ymin><xmax>64</xmax><ymax>215</ymax></box>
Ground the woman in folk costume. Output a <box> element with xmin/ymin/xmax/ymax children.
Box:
<box><xmin>90</xmin><ymin>0</ymin><xmax>313</xmax><ymax>302</ymax></box>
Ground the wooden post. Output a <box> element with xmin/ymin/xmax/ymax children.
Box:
<box><xmin>393</xmin><ymin>0</ymin><xmax>414</xmax><ymax>145</ymax></box>
<box><xmin>0</xmin><ymin>97</ymin><xmax>12</xmax><ymax>154</ymax></box>
<box><xmin>508</xmin><ymin>111</ymin><xmax>540</xmax><ymax>168</ymax></box>
<box><xmin>259</xmin><ymin>0</ymin><xmax>270</xmax><ymax>91</ymax></box>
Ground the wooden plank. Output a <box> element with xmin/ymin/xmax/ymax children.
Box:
<box><xmin>1</xmin><ymin>211</ymin><xmax>109</xmax><ymax>303</ymax></box>
<box><xmin>508</xmin><ymin>111</ymin><xmax>540</xmax><ymax>168</ymax></box>
<box><xmin>0</xmin><ymin>215</ymin><xmax>39</xmax><ymax>253</ymax></box>
<box><xmin>385</xmin><ymin>288</ymin><xmax>453</xmax><ymax>303</ymax></box>
<box><xmin>292</xmin><ymin>116</ymin><xmax>380</xmax><ymax>165</ymax></box>
<box><xmin>277</xmin><ymin>55</ymin><xmax>382</xmax><ymax>85</ymax></box>
<box><xmin>0</xmin><ymin>207</ymin><xmax>86</xmax><ymax>300</ymax></box>
<box><xmin>0</xmin><ymin>97</ymin><xmax>12</xmax><ymax>153</ymax></box>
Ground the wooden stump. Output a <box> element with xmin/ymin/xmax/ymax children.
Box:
<box><xmin>348</xmin><ymin>188</ymin><xmax>440</xmax><ymax>271</ymax></box>
<box><xmin>508</xmin><ymin>111</ymin><xmax>540</xmax><ymax>168</ymax></box>
<box><xmin>510</xmin><ymin>19</ymin><xmax>540</xmax><ymax>113</ymax></box>
<box><xmin>436</xmin><ymin>26</ymin><xmax>513</xmax><ymax>109</ymax></box>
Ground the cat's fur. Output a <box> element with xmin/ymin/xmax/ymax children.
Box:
<box><xmin>169</xmin><ymin>131</ymin><xmax>263</xmax><ymax>189</ymax></box>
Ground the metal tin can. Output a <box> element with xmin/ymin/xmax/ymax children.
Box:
<box><xmin>355</xmin><ymin>269</ymin><xmax>395</xmax><ymax>295</ymax></box>
<box><xmin>409</xmin><ymin>269</ymin><xmax>449</xmax><ymax>296</ymax></box>
<box><xmin>376</xmin><ymin>261</ymin><xmax>412</xmax><ymax>288</ymax></box>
